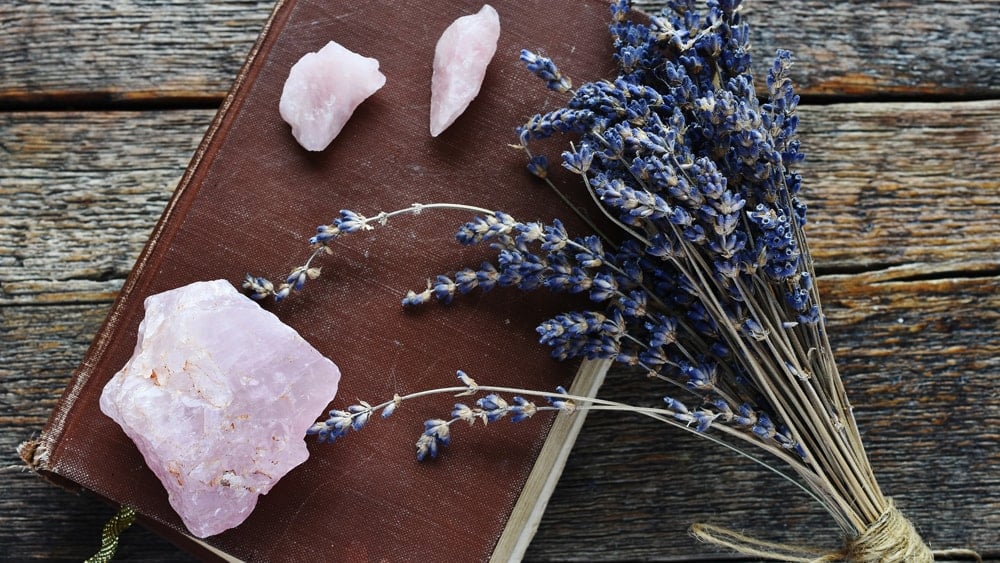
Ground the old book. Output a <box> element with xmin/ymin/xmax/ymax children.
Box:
<box><xmin>21</xmin><ymin>0</ymin><xmax>620</xmax><ymax>560</ymax></box>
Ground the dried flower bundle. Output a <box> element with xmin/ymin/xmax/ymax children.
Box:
<box><xmin>247</xmin><ymin>1</ymin><xmax>981</xmax><ymax>560</ymax></box>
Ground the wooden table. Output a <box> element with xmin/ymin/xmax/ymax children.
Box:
<box><xmin>2</xmin><ymin>1</ymin><xmax>997</xmax><ymax>560</ymax></box>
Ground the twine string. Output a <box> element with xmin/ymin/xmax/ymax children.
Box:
<box><xmin>84</xmin><ymin>505</ymin><xmax>136</xmax><ymax>563</ymax></box>
<box><xmin>691</xmin><ymin>499</ymin><xmax>982</xmax><ymax>563</ymax></box>
<box><xmin>690</xmin><ymin>522</ymin><xmax>828</xmax><ymax>563</ymax></box>
<box><xmin>842</xmin><ymin>499</ymin><xmax>932</xmax><ymax>562</ymax></box>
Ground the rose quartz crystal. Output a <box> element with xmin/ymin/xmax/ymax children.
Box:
<box><xmin>99</xmin><ymin>280</ymin><xmax>341</xmax><ymax>538</ymax></box>
<box><xmin>279</xmin><ymin>40</ymin><xmax>386</xmax><ymax>151</ymax></box>
<box><xmin>429</xmin><ymin>5</ymin><xmax>501</xmax><ymax>137</ymax></box>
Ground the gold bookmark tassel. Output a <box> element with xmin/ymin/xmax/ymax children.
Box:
<box><xmin>691</xmin><ymin>499</ymin><xmax>982</xmax><ymax>563</ymax></box>
<box><xmin>84</xmin><ymin>505</ymin><xmax>137</xmax><ymax>563</ymax></box>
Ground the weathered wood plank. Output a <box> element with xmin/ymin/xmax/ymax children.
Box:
<box><xmin>800</xmin><ymin>100</ymin><xmax>1000</xmax><ymax>270</ymax></box>
<box><xmin>0</xmin><ymin>110</ymin><xmax>210</xmax><ymax>304</ymax></box>
<box><xmin>0</xmin><ymin>1</ymin><xmax>274</xmax><ymax>106</ymax></box>
<box><xmin>2</xmin><ymin>101</ymin><xmax>997</xmax><ymax>306</ymax></box>
<box><xmin>1</xmin><ymin>1</ymin><xmax>997</xmax><ymax>104</ymax></box>
<box><xmin>3</xmin><ymin>274</ymin><xmax>996</xmax><ymax>560</ymax></box>
<box><xmin>641</xmin><ymin>0</ymin><xmax>1000</xmax><ymax>98</ymax></box>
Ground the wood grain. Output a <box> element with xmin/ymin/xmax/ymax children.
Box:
<box><xmin>2</xmin><ymin>0</ymin><xmax>998</xmax><ymax>560</ymax></box>
<box><xmin>799</xmin><ymin>100</ymin><xmax>1000</xmax><ymax>270</ymax></box>
<box><xmin>3</xmin><ymin>102</ymin><xmax>997</xmax><ymax>306</ymax></box>
<box><xmin>640</xmin><ymin>0</ymin><xmax>1000</xmax><ymax>98</ymax></box>
<box><xmin>2</xmin><ymin>1</ymin><xmax>998</xmax><ymax>105</ymax></box>
<box><xmin>0</xmin><ymin>1</ymin><xmax>274</xmax><ymax>106</ymax></box>
<box><xmin>0</xmin><ymin>110</ymin><xmax>208</xmax><ymax>304</ymax></box>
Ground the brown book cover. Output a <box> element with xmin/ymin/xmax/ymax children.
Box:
<box><xmin>21</xmin><ymin>0</ymin><xmax>619</xmax><ymax>560</ymax></box>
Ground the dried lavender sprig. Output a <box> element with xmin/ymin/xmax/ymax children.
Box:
<box><xmin>519</xmin><ymin>50</ymin><xmax>572</xmax><ymax>93</ymax></box>
<box><xmin>402</xmin><ymin>209</ymin><xmax>808</xmax><ymax>451</ymax></box>
<box><xmin>514</xmin><ymin>144</ymin><xmax>616</xmax><ymax>247</ymax></box>
<box><xmin>307</xmin><ymin>370</ymin><xmax>824</xmax><ymax>508</ymax></box>
<box><xmin>243</xmin><ymin>203</ymin><xmax>495</xmax><ymax>302</ymax></box>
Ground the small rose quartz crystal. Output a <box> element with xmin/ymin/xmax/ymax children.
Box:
<box><xmin>429</xmin><ymin>5</ymin><xmax>501</xmax><ymax>137</ymax></box>
<box><xmin>279</xmin><ymin>40</ymin><xmax>386</xmax><ymax>151</ymax></box>
<box><xmin>100</xmin><ymin>280</ymin><xmax>341</xmax><ymax>538</ymax></box>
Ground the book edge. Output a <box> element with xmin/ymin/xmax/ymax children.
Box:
<box><xmin>491</xmin><ymin>358</ymin><xmax>612</xmax><ymax>562</ymax></box>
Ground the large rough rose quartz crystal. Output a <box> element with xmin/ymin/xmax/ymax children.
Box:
<box><xmin>99</xmin><ymin>280</ymin><xmax>341</xmax><ymax>538</ymax></box>
<box><xmin>429</xmin><ymin>5</ymin><xmax>501</xmax><ymax>137</ymax></box>
<box><xmin>279</xmin><ymin>40</ymin><xmax>386</xmax><ymax>151</ymax></box>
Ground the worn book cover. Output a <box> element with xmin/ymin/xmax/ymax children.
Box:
<box><xmin>21</xmin><ymin>0</ymin><xmax>618</xmax><ymax>560</ymax></box>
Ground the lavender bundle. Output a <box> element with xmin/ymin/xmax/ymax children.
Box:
<box><xmin>246</xmin><ymin>1</ymin><xmax>980</xmax><ymax>560</ymax></box>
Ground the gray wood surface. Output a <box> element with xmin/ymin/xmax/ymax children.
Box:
<box><xmin>1</xmin><ymin>0</ymin><xmax>997</xmax><ymax>561</ymax></box>
<box><xmin>4</xmin><ymin>1</ymin><xmax>998</xmax><ymax>102</ymax></box>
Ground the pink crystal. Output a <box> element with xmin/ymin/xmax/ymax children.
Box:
<box><xmin>99</xmin><ymin>280</ymin><xmax>341</xmax><ymax>538</ymax></box>
<box><xmin>429</xmin><ymin>5</ymin><xmax>501</xmax><ymax>137</ymax></box>
<box><xmin>279</xmin><ymin>41</ymin><xmax>386</xmax><ymax>151</ymax></box>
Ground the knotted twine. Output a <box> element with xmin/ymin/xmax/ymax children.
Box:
<box><xmin>690</xmin><ymin>498</ymin><xmax>982</xmax><ymax>562</ymax></box>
